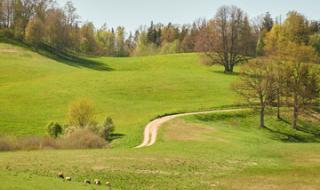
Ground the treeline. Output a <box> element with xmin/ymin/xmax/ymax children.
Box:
<box><xmin>233</xmin><ymin>10</ymin><xmax>320</xmax><ymax>129</ymax></box>
<box><xmin>0</xmin><ymin>0</ymin><xmax>128</xmax><ymax>56</ymax></box>
<box><xmin>1</xmin><ymin>1</ymin><xmax>320</xmax><ymax>58</ymax></box>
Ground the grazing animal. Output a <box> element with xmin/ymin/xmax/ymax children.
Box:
<box><xmin>94</xmin><ymin>179</ymin><xmax>101</xmax><ymax>185</ymax></box>
<box><xmin>105</xmin><ymin>181</ymin><xmax>112</xmax><ymax>189</ymax></box>
<box><xmin>65</xmin><ymin>176</ymin><xmax>72</xmax><ymax>181</ymax></box>
<box><xmin>57</xmin><ymin>172</ymin><xmax>64</xmax><ymax>179</ymax></box>
<box><xmin>84</xmin><ymin>179</ymin><xmax>91</xmax><ymax>184</ymax></box>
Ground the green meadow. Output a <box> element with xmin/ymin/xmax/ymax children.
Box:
<box><xmin>0</xmin><ymin>42</ymin><xmax>319</xmax><ymax>189</ymax></box>
<box><xmin>0</xmin><ymin>42</ymin><xmax>237</xmax><ymax>147</ymax></box>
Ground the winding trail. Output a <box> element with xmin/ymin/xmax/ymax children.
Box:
<box><xmin>135</xmin><ymin>108</ymin><xmax>248</xmax><ymax>148</ymax></box>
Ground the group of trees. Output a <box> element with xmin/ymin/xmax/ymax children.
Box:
<box><xmin>234</xmin><ymin>11</ymin><xmax>320</xmax><ymax>129</ymax></box>
<box><xmin>0</xmin><ymin>1</ymin><xmax>260</xmax><ymax>57</ymax></box>
<box><xmin>1</xmin><ymin>1</ymin><xmax>320</xmax><ymax>60</ymax></box>
<box><xmin>47</xmin><ymin>98</ymin><xmax>115</xmax><ymax>142</ymax></box>
<box><xmin>0</xmin><ymin>0</ymin><xmax>132</xmax><ymax>56</ymax></box>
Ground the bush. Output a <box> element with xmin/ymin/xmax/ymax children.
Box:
<box><xmin>0</xmin><ymin>137</ymin><xmax>16</xmax><ymax>151</ymax></box>
<box><xmin>16</xmin><ymin>136</ymin><xmax>58</xmax><ymax>150</ymax></box>
<box><xmin>47</xmin><ymin>122</ymin><xmax>63</xmax><ymax>138</ymax></box>
<box><xmin>160</xmin><ymin>40</ymin><xmax>179</xmax><ymax>54</ymax></box>
<box><xmin>99</xmin><ymin>117</ymin><xmax>115</xmax><ymax>141</ymax></box>
<box><xmin>60</xmin><ymin>128</ymin><xmax>107</xmax><ymax>149</ymax></box>
<box><xmin>67</xmin><ymin>98</ymin><xmax>96</xmax><ymax>128</ymax></box>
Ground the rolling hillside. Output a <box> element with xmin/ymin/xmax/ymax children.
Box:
<box><xmin>0</xmin><ymin>43</ymin><xmax>319</xmax><ymax>189</ymax></box>
<box><xmin>0</xmin><ymin>42</ymin><xmax>238</xmax><ymax>146</ymax></box>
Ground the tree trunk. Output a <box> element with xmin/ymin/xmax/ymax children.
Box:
<box><xmin>277</xmin><ymin>89</ymin><xmax>281</xmax><ymax>120</ymax></box>
<box><xmin>292</xmin><ymin>94</ymin><xmax>298</xmax><ymax>129</ymax></box>
<box><xmin>224</xmin><ymin>63</ymin><xmax>234</xmax><ymax>73</ymax></box>
<box><xmin>260</xmin><ymin>105</ymin><xmax>265</xmax><ymax>128</ymax></box>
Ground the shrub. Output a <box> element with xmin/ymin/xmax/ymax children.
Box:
<box><xmin>60</xmin><ymin>128</ymin><xmax>107</xmax><ymax>149</ymax></box>
<box><xmin>17</xmin><ymin>136</ymin><xmax>49</xmax><ymax>150</ymax></box>
<box><xmin>0</xmin><ymin>137</ymin><xmax>16</xmax><ymax>151</ymax></box>
<box><xmin>47</xmin><ymin>122</ymin><xmax>63</xmax><ymax>138</ymax></box>
<box><xmin>160</xmin><ymin>40</ymin><xmax>179</xmax><ymax>54</ymax></box>
<box><xmin>67</xmin><ymin>98</ymin><xmax>96</xmax><ymax>128</ymax></box>
<box><xmin>99</xmin><ymin>117</ymin><xmax>115</xmax><ymax>141</ymax></box>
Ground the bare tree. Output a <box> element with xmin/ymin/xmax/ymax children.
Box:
<box><xmin>233</xmin><ymin>59</ymin><xmax>276</xmax><ymax>128</ymax></box>
<box><xmin>205</xmin><ymin>6</ymin><xmax>251</xmax><ymax>73</ymax></box>
<box><xmin>285</xmin><ymin>61</ymin><xmax>320</xmax><ymax>129</ymax></box>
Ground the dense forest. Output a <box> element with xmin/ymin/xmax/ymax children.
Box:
<box><xmin>0</xmin><ymin>0</ymin><xmax>320</xmax><ymax>58</ymax></box>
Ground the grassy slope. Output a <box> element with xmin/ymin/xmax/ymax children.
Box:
<box><xmin>1</xmin><ymin>43</ymin><xmax>320</xmax><ymax>189</ymax></box>
<box><xmin>0</xmin><ymin>111</ymin><xmax>319</xmax><ymax>189</ymax></box>
<box><xmin>0</xmin><ymin>42</ymin><xmax>237</xmax><ymax>147</ymax></box>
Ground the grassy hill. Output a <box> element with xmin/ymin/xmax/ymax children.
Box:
<box><xmin>0</xmin><ymin>42</ymin><xmax>237</xmax><ymax>146</ymax></box>
<box><xmin>0</xmin><ymin>42</ymin><xmax>319</xmax><ymax>189</ymax></box>
<box><xmin>0</xmin><ymin>110</ymin><xmax>319</xmax><ymax>189</ymax></box>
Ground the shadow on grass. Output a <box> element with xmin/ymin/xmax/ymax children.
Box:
<box><xmin>109</xmin><ymin>133</ymin><xmax>126</xmax><ymax>142</ymax></box>
<box><xmin>194</xmin><ymin>111</ymin><xmax>249</xmax><ymax>123</ymax></box>
<box><xmin>279</xmin><ymin>117</ymin><xmax>320</xmax><ymax>137</ymax></box>
<box><xmin>0</xmin><ymin>37</ymin><xmax>113</xmax><ymax>71</ymax></box>
<box><xmin>38</xmin><ymin>44</ymin><xmax>113</xmax><ymax>71</ymax></box>
<box><xmin>264</xmin><ymin>124</ymin><xmax>320</xmax><ymax>143</ymax></box>
<box><xmin>211</xmin><ymin>70</ymin><xmax>240</xmax><ymax>76</ymax></box>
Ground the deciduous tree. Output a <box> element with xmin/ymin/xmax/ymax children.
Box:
<box><xmin>205</xmin><ymin>6</ymin><xmax>253</xmax><ymax>73</ymax></box>
<box><xmin>233</xmin><ymin>59</ymin><xmax>276</xmax><ymax>128</ymax></box>
<box><xmin>25</xmin><ymin>15</ymin><xmax>44</xmax><ymax>46</ymax></box>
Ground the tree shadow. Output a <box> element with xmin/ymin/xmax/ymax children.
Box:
<box><xmin>38</xmin><ymin>44</ymin><xmax>113</xmax><ymax>71</ymax></box>
<box><xmin>211</xmin><ymin>70</ymin><xmax>240</xmax><ymax>76</ymax></box>
<box><xmin>0</xmin><ymin>38</ymin><xmax>113</xmax><ymax>71</ymax></box>
<box><xmin>279</xmin><ymin>115</ymin><xmax>320</xmax><ymax>137</ymax></box>
<box><xmin>264</xmin><ymin>125</ymin><xmax>320</xmax><ymax>143</ymax></box>
<box><xmin>194</xmin><ymin>111</ymin><xmax>248</xmax><ymax>122</ymax></box>
<box><xmin>108</xmin><ymin>133</ymin><xmax>126</xmax><ymax>142</ymax></box>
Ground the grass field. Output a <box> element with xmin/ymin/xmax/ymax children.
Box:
<box><xmin>0</xmin><ymin>42</ymin><xmax>319</xmax><ymax>189</ymax></box>
<box><xmin>0</xmin><ymin>42</ymin><xmax>237</xmax><ymax>147</ymax></box>
<box><xmin>0</xmin><ymin>110</ymin><xmax>319</xmax><ymax>189</ymax></box>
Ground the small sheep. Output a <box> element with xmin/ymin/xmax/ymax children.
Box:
<box><xmin>84</xmin><ymin>179</ymin><xmax>91</xmax><ymax>184</ymax></box>
<box><xmin>105</xmin><ymin>181</ymin><xmax>112</xmax><ymax>188</ymax></box>
<box><xmin>57</xmin><ymin>172</ymin><xmax>64</xmax><ymax>179</ymax></box>
<box><xmin>65</xmin><ymin>176</ymin><xmax>72</xmax><ymax>181</ymax></box>
<box><xmin>94</xmin><ymin>179</ymin><xmax>101</xmax><ymax>185</ymax></box>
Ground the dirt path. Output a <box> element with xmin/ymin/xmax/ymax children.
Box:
<box><xmin>135</xmin><ymin>108</ymin><xmax>248</xmax><ymax>148</ymax></box>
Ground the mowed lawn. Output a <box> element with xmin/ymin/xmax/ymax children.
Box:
<box><xmin>0</xmin><ymin>42</ymin><xmax>237</xmax><ymax>147</ymax></box>
<box><xmin>0</xmin><ymin>110</ymin><xmax>319</xmax><ymax>189</ymax></box>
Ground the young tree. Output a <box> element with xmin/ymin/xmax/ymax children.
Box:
<box><xmin>25</xmin><ymin>15</ymin><xmax>44</xmax><ymax>46</ymax></box>
<box><xmin>47</xmin><ymin>122</ymin><xmax>63</xmax><ymax>138</ymax></box>
<box><xmin>233</xmin><ymin>59</ymin><xmax>276</xmax><ymax>128</ymax></box>
<box><xmin>99</xmin><ymin>116</ymin><xmax>115</xmax><ymax>141</ymax></box>
<box><xmin>67</xmin><ymin>98</ymin><xmax>96</xmax><ymax>128</ymax></box>
<box><xmin>272</xmin><ymin>61</ymin><xmax>287</xmax><ymax>120</ymax></box>
<box><xmin>285</xmin><ymin>60</ymin><xmax>320</xmax><ymax>129</ymax></box>
<box><xmin>161</xmin><ymin>22</ymin><xmax>179</xmax><ymax>44</ymax></box>
<box><xmin>310</xmin><ymin>33</ymin><xmax>320</xmax><ymax>54</ymax></box>
<box><xmin>0</xmin><ymin>0</ymin><xmax>4</xmax><ymax>28</ymax></box>
<box><xmin>96</xmin><ymin>24</ymin><xmax>116</xmax><ymax>56</ymax></box>
<box><xmin>63</xmin><ymin>1</ymin><xmax>80</xmax><ymax>51</ymax></box>
<box><xmin>13</xmin><ymin>0</ymin><xmax>28</xmax><ymax>39</ymax></box>
<box><xmin>80</xmin><ymin>22</ymin><xmax>97</xmax><ymax>54</ymax></box>
<box><xmin>125</xmin><ymin>32</ymin><xmax>135</xmax><ymax>55</ymax></box>
<box><xmin>115</xmin><ymin>26</ymin><xmax>127</xmax><ymax>57</ymax></box>
<box><xmin>282</xmin><ymin>11</ymin><xmax>309</xmax><ymax>45</ymax></box>
<box><xmin>261</xmin><ymin>12</ymin><xmax>273</xmax><ymax>32</ymax></box>
<box><xmin>45</xmin><ymin>8</ymin><xmax>68</xmax><ymax>49</ymax></box>
<box><xmin>2</xmin><ymin>0</ymin><xmax>14</xmax><ymax>28</ymax></box>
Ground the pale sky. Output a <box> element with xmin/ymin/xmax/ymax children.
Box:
<box><xmin>56</xmin><ymin>0</ymin><xmax>320</xmax><ymax>32</ymax></box>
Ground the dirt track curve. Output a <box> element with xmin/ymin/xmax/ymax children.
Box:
<box><xmin>135</xmin><ymin>108</ymin><xmax>248</xmax><ymax>148</ymax></box>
